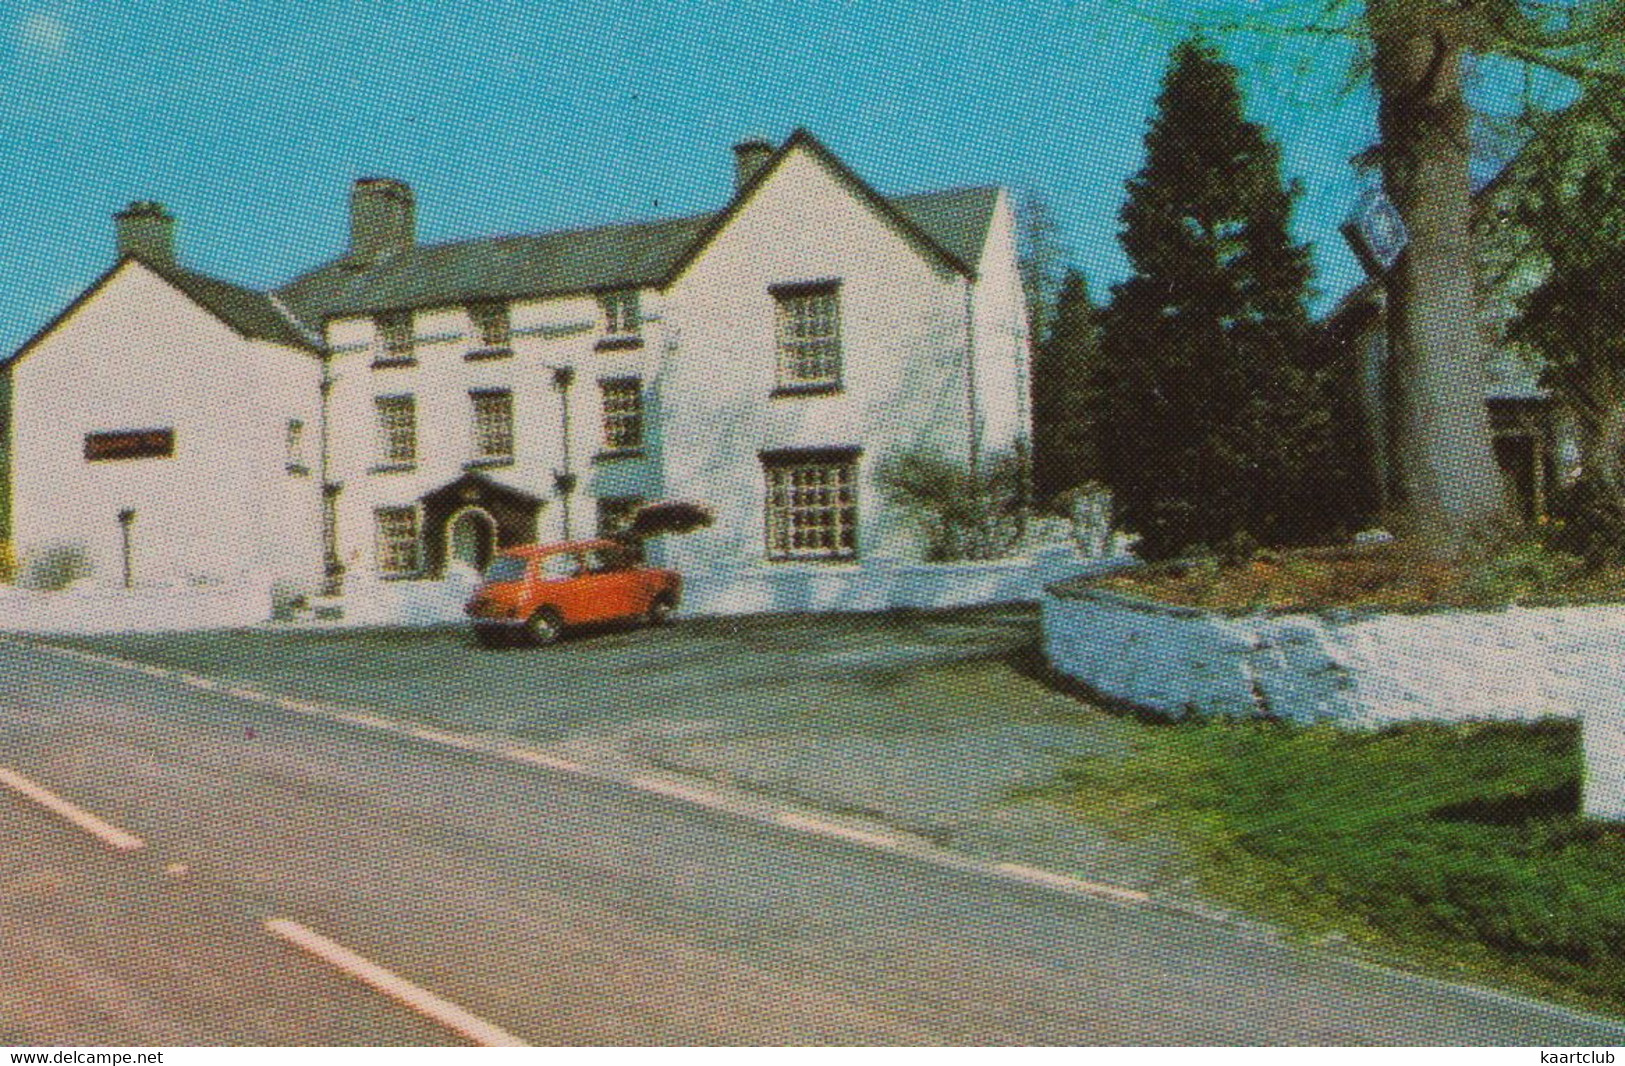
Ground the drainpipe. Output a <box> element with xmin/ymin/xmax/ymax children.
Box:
<box><xmin>550</xmin><ymin>366</ymin><xmax>577</xmax><ymax>540</ymax></box>
<box><xmin>319</xmin><ymin>368</ymin><xmax>344</xmax><ymax>597</ymax></box>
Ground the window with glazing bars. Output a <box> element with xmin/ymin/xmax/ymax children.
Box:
<box><xmin>773</xmin><ymin>283</ymin><xmax>841</xmax><ymax>388</ymax></box>
<box><xmin>764</xmin><ymin>456</ymin><xmax>857</xmax><ymax>561</ymax></box>
<box><xmin>375</xmin><ymin>311</ymin><xmax>414</xmax><ymax>360</ymax></box>
<box><xmin>468</xmin><ymin>301</ymin><xmax>511</xmax><ymax>350</ymax></box>
<box><xmin>600</xmin><ymin>290</ymin><xmax>641</xmax><ymax>335</ymax></box>
<box><xmin>375</xmin><ymin>395</ymin><xmax>416</xmax><ymax>465</ymax></box>
<box><xmin>470</xmin><ymin>389</ymin><xmax>513</xmax><ymax>460</ymax></box>
<box><xmin>600</xmin><ymin>378</ymin><xmax>643</xmax><ymax>451</ymax></box>
<box><xmin>374</xmin><ymin>506</ymin><xmax>420</xmax><ymax>574</ymax></box>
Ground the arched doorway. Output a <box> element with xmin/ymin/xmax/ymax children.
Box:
<box><xmin>446</xmin><ymin>507</ymin><xmax>496</xmax><ymax>573</ymax></box>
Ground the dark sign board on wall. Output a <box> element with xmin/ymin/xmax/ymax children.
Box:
<box><xmin>85</xmin><ymin>428</ymin><xmax>174</xmax><ymax>462</ymax></box>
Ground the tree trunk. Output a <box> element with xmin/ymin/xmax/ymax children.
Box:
<box><xmin>1372</xmin><ymin>15</ymin><xmax>1509</xmax><ymax>551</ymax></box>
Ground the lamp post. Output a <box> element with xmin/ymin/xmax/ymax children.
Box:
<box><xmin>548</xmin><ymin>365</ymin><xmax>577</xmax><ymax>540</ymax></box>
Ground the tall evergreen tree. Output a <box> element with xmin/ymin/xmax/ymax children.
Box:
<box><xmin>1094</xmin><ymin>37</ymin><xmax>1348</xmax><ymax>560</ymax></box>
<box><xmin>1032</xmin><ymin>268</ymin><xmax>1102</xmax><ymax>505</ymax></box>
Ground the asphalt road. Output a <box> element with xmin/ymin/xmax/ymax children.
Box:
<box><xmin>2</xmin><ymin>636</ymin><xmax>1622</xmax><ymax>1045</ymax></box>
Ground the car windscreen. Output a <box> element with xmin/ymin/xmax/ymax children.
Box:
<box><xmin>482</xmin><ymin>556</ymin><xmax>529</xmax><ymax>583</ymax></box>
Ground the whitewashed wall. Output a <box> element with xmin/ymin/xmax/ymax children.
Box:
<box><xmin>325</xmin><ymin>291</ymin><xmax>666</xmax><ymax>583</ymax></box>
<box><xmin>1041</xmin><ymin>586</ymin><xmax>1625</xmax><ymax>820</ymax></box>
<box><xmin>658</xmin><ymin>143</ymin><xmax>980</xmax><ymax>577</ymax></box>
<box><xmin>11</xmin><ymin>261</ymin><xmax>323</xmax><ymax>592</ymax></box>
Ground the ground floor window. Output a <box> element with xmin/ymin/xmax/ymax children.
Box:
<box><xmin>596</xmin><ymin>495</ymin><xmax>646</xmax><ymax>560</ymax></box>
<box><xmin>762</xmin><ymin>449</ymin><xmax>858</xmax><ymax>561</ymax></box>
<box><xmin>374</xmin><ymin>506</ymin><xmax>420</xmax><ymax>575</ymax></box>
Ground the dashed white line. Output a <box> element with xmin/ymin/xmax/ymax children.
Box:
<box><xmin>0</xmin><ymin>767</ymin><xmax>146</xmax><ymax>852</ymax></box>
<box><xmin>264</xmin><ymin>919</ymin><xmax>528</xmax><ymax>1047</ymax></box>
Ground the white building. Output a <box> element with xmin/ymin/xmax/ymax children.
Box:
<box><xmin>2</xmin><ymin>130</ymin><xmax>1031</xmax><ymax>616</ymax></box>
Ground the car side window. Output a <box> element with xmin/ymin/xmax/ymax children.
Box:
<box><xmin>537</xmin><ymin>553</ymin><xmax>582</xmax><ymax>578</ymax></box>
<box><xmin>585</xmin><ymin>548</ymin><xmax>627</xmax><ymax>574</ymax></box>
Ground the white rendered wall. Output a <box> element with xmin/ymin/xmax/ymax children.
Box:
<box><xmin>658</xmin><ymin>144</ymin><xmax>979</xmax><ymax>580</ymax></box>
<box><xmin>10</xmin><ymin>261</ymin><xmax>322</xmax><ymax>592</ymax></box>
<box><xmin>969</xmin><ymin>190</ymin><xmax>1032</xmax><ymax>462</ymax></box>
<box><xmin>325</xmin><ymin>290</ymin><xmax>666</xmax><ymax>583</ymax></box>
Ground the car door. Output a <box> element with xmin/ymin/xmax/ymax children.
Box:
<box><xmin>576</xmin><ymin>546</ymin><xmax>642</xmax><ymax>623</ymax></box>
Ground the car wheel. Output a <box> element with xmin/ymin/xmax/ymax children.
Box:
<box><xmin>646</xmin><ymin>595</ymin><xmax>675</xmax><ymax>627</ymax></box>
<box><xmin>525</xmin><ymin>609</ymin><xmax>564</xmax><ymax>646</ymax></box>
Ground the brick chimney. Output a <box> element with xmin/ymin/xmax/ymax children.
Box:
<box><xmin>114</xmin><ymin>201</ymin><xmax>176</xmax><ymax>267</ymax></box>
<box><xmin>731</xmin><ymin>139</ymin><xmax>774</xmax><ymax>192</ymax></box>
<box><xmin>348</xmin><ymin>177</ymin><xmax>415</xmax><ymax>267</ymax></box>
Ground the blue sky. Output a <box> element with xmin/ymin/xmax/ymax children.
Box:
<box><xmin>0</xmin><ymin>0</ymin><xmax>1560</xmax><ymax>355</ymax></box>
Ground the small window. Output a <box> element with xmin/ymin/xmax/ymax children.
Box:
<box><xmin>600</xmin><ymin>378</ymin><xmax>643</xmax><ymax>452</ymax></box>
<box><xmin>286</xmin><ymin>419</ymin><xmax>307</xmax><ymax>472</ymax></box>
<box><xmin>773</xmin><ymin>282</ymin><xmax>841</xmax><ymax>390</ymax></box>
<box><xmin>374</xmin><ymin>506</ymin><xmax>420</xmax><ymax>575</ymax></box>
<box><xmin>470</xmin><ymin>389</ymin><xmax>514</xmax><ymax>462</ymax></box>
<box><xmin>763</xmin><ymin>451</ymin><xmax>858</xmax><ymax>561</ymax></box>
<box><xmin>375</xmin><ymin>311</ymin><xmax>415</xmax><ymax>363</ymax></box>
<box><xmin>600</xmin><ymin>290</ymin><xmax>642</xmax><ymax>336</ymax></box>
<box><xmin>375</xmin><ymin>395</ymin><xmax>416</xmax><ymax>466</ymax></box>
<box><xmin>468</xmin><ymin>301</ymin><xmax>511</xmax><ymax>352</ymax></box>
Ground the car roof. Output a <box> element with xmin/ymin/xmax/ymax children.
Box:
<box><xmin>498</xmin><ymin>539</ymin><xmax>625</xmax><ymax>558</ymax></box>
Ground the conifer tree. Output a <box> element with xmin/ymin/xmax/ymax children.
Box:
<box><xmin>1094</xmin><ymin>37</ymin><xmax>1348</xmax><ymax>560</ymax></box>
<box><xmin>1032</xmin><ymin>268</ymin><xmax>1102</xmax><ymax>505</ymax></box>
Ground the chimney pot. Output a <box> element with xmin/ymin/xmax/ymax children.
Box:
<box><xmin>731</xmin><ymin>139</ymin><xmax>774</xmax><ymax>193</ymax></box>
<box><xmin>114</xmin><ymin>200</ymin><xmax>176</xmax><ymax>267</ymax></box>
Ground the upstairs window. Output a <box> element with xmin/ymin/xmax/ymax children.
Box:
<box><xmin>598</xmin><ymin>290</ymin><xmax>642</xmax><ymax>347</ymax></box>
<box><xmin>600</xmin><ymin>377</ymin><xmax>644</xmax><ymax>453</ymax></box>
<box><xmin>375</xmin><ymin>311</ymin><xmax>415</xmax><ymax>364</ymax></box>
<box><xmin>772</xmin><ymin>281</ymin><xmax>841</xmax><ymax>392</ymax></box>
<box><xmin>470</xmin><ymin>389</ymin><xmax>514</xmax><ymax>463</ymax></box>
<box><xmin>763</xmin><ymin>449</ymin><xmax>858</xmax><ymax>562</ymax></box>
<box><xmin>467</xmin><ymin>300</ymin><xmax>511</xmax><ymax>354</ymax></box>
<box><xmin>375</xmin><ymin>395</ymin><xmax>416</xmax><ymax>467</ymax></box>
<box><xmin>374</xmin><ymin>506</ymin><xmax>420</xmax><ymax>575</ymax></box>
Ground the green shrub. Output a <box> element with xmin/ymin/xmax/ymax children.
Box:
<box><xmin>19</xmin><ymin>543</ymin><xmax>91</xmax><ymax>591</ymax></box>
<box><xmin>876</xmin><ymin>447</ymin><xmax>1026</xmax><ymax>562</ymax></box>
<box><xmin>0</xmin><ymin>540</ymin><xmax>13</xmax><ymax>585</ymax></box>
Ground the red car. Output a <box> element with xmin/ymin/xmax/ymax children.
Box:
<box><xmin>464</xmin><ymin>539</ymin><xmax>682</xmax><ymax>646</ymax></box>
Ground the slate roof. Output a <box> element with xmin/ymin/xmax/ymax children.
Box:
<box><xmin>8</xmin><ymin>133</ymin><xmax>1003</xmax><ymax>364</ymax></box>
<box><xmin>276</xmin><ymin>184</ymin><xmax>999</xmax><ymax>327</ymax></box>
<box><xmin>149</xmin><ymin>260</ymin><xmax>317</xmax><ymax>350</ymax></box>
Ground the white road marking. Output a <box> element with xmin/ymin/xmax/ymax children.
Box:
<box><xmin>993</xmin><ymin>862</ymin><xmax>1150</xmax><ymax>904</ymax></box>
<box><xmin>10</xmin><ymin>638</ymin><xmax>1159</xmax><ymax>912</ymax></box>
<box><xmin>264</xmin><ymin>919</ymin><xmax>528</xmax><ymax>1047</ymax></box>
<box><xmin>0</xmin><ymin>767</ymin><xmax>146</xmax><ymax>852</ymax></box>
<box><xmin>776</xmin><ymin>812</ymin><xmax>904</xmax><ymax>851</ymax></box>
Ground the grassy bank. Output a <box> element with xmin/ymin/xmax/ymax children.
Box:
<box><xmin>1044</xmin><ymin>718</ymin><xmax>1625</xmax><ymax>1016</ymax></box>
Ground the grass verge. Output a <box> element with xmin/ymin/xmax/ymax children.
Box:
<box><xmin>1041</xmin><ymin>717</ymin><xmax>1625</xmax><ymax>1017</ymax></box>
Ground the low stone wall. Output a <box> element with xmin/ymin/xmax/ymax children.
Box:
<box><xmin>0</xmin><ymin>582</ymin><xmax>272</xmax><ymax>635</ymax></box>
<box><xmin>1041</xmin><ymin>584</ymin><xmax>1625</xmax><ymax>820</ymax></box>
<box><xmin>679</xmin><ymin>547</ymin><xmax>1127</xmax><ymax>617</ymax></box>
